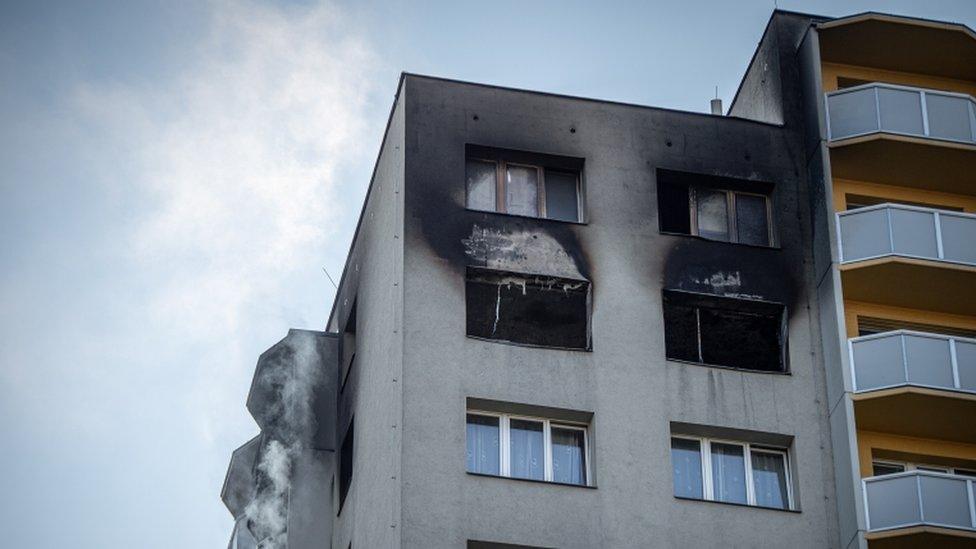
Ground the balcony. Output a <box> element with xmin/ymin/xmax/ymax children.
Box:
<box><xmin>825</xmin><ymin>84</ymin><xmax>976</xmax><ymax>194</ymax></box>
<box><xmin>827</xmin><ymin>84</ymin><xmax>976</xmax><ymax>145</ymax></box>
<box><xmin>838</xmin><ymin>204</ymin><xmax>976</xmax><ymax>267</ymax></box>
<box><xmin>849</xmin><ymin>331</ymin><xmax>976</xmax><ymax>443</ymax></box>
<box><xmin>863</xmin><ymin>471</ymin><xmax>976</xmax><ymax>543</ymax></box>
<box><xmin>836</xmin><ymin>205</ymin><xmax>976</xmax><ymax>317</ymax></box>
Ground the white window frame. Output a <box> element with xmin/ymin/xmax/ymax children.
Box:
<box><xmin>689</xmin><ymin>187</ymin><xmax>774</xmax><ymax>246</ymax></box>
<box><xmin>671</xmin><ymin>435</ymin><xmax>794</xmax><ymax>510</ymax></box>
<box><xmin>871</xmin><ymin>459</ymin><xmax>974</xmax><ymax>476</ymax></box>
<box><xmin>466</xmin><ymin>410</ymin><xmax>590</xmax><ymax>486</ymax></box>
<box><xmin>466</xmin><ymin>157</ymin><xmax>582</xmax><ymax>222</ymax></box>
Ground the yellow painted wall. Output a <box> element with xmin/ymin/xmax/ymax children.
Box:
<box><xmin>831</xmin><ymin>178</ymin><xmax>976</xmax><ymax>213</ymax></box>
<box><xmin>822</xmin><ymin>62</ymin><xmax>976</xmax><ymax>96</ymax></box>
<box><xmin>843</xmin><ymin>301</ymin><xmax>976</xmax><ymax>338</ymax></box>
<box><xmin>857</xmin><ymin>430</ymin><xmax>976</xmax><ymax>478</ymax></box>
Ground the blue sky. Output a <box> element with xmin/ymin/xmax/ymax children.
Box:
<box><xmin>1</xmin><ymin>0</ymin><xmax>973</xmax><ymax>547</ymax></box>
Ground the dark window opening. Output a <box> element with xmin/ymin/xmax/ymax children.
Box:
<box><xmin>340</xmin><ymin>299</ymin><xmax>357</xmax><ymax>390</ymax></box>
<box><xmin>465</xmin><ymin>144</ymin><xmax>583</xmax><ymax>222</ymax></box>
<box><xmin>338</xmin><ymin>419</ymin><xmax>354</xmax><ymax>513</ymax></box>
<box><xmin>663</xmin><ymin>290</ymin><xmax>787</xmax><ymax>373</ymax></box>
<box><xmin>465</xmin><ymin>268</ymin><xmax>590</xmax><ymax>350</ymax></box>
<box><xmin>857</xmin><ymin>316</ymin><xmax>976</xmax><ymax>339</ymax></box>
<box><xmin>844</xmin><ymin>194</ymin><xmax>963</xmax><ymax>212</ymax></box>
<box><xmin>837</xmin><ymin>77</ymin><xmax>873</xmax><ymax>89</ymax></box>
<box><xmin>656</xmin><ymin>169</ymin><xmax>773</xmax><ymax>246</ymax></box>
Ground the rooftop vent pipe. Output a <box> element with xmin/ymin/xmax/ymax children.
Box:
<box><xmin>710</xmin><ymin>98</ymin><xmax>723</xmax><ymax>115</ymax></box>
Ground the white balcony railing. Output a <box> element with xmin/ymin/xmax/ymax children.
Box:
<box><xmin>849</xmin><ymin>330</ymin><xmax>976</xmax><ymax>394</ymax></box>
<box><xmin>864</xmin><ymin>471</ymin><xmax>976</xmax><ymax>533</ymax></box>
<box><xmin>836</xmin><ymin>203</ymin><xmax>976</xmax><ymax>266</ymax></box>
<box><xmin>826</xmin><ymin>83</ymin><xmax>976</xmax><ymax>144</ymax></box>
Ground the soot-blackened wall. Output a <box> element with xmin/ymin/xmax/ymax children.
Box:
<box><xmin>399</xmin><ymin>71</ymin><xmax>834</xmax><ymax>548</ymax></box>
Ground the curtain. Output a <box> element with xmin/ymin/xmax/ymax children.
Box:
<box><xmin>466</xmin><ymin>415</ymin><xmax>499</xmax><ymax>475</ymax></box>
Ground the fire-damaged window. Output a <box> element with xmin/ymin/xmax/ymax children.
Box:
<box><xmin>465</xmin><ymin>268</ymin><xmax>591</xmax><ymax>350</ymax></box>
<box><xmin>466</xmin><ymin>144</ymin><xmax>583</xmax><ymax>222</ymax></box>
<box><xmin>338</xmin><ymin>419</ymin><xmax>354</xmax><ymax>513</ymax></box>
<box><xmin>663</xmin><ymin>290</ymin><xmax>787</xmax><ymax>373</ymax></box>
<box><xmin>657</xmin><ymin>169</ymin><xmax>773</xmax><ymax>246</ymax></box>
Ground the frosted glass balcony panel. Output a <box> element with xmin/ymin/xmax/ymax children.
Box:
<box><xmin>839</xmin><ymin>208</ymin><xmax>891</xmax><ymax>261</ymax></box>
<box><xmin>828</xmin><ymin>88</ymin><xmax>879</xmax><ymax>139</ymax></box>
<box><xmin>852</xmin><ymin>335</ymin><xmax>906</xmax><ymax>390</ymax></box>
<box><xmin>926</xmin><ymin>94</ymin><xmax>973</xmax><ymax>142</ymax></box>
<box><xmin>903</xmin><ymin>335</ymin><xmax>954</xmax><ymax>388</ymax></box>
<box><xmin>940</xmin><ymin>214</ymin><xmax>976</xmax><ymax>265</ymax></box>
<box><xmin>878</xmin><ymin>88</ymin><xmax>924</xmax><ymax>135</ymax></box>
<box><xmin>865</xmin><ymin>475</ymin><xmax>921</xmax><ymax>530</ymax></box>
<box><xmin>919</xmin><ymin>475</ymin><xmax>972</xmax><ymax>528</ymax></box>
<box><xmin>889</xmin><ymin>208</ymin><xmax>938</xmax><ymax>258</ymax></box>
<box><xmin>957</xmin><ymin>341</ymin><xmax>976</xmax><ymax>392</ymax></box>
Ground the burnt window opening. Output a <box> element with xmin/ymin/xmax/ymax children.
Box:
<box><xmin>657</xmin><ymin>169</ymin><xmax>774</xmax><ymax>246</ymax></box>
<box><xmin>465</xmin><ymin>268</ymin><xmax>591</xmax><ymax>350</ymax></box>
<box><xmin>338</xmin><ymin>418</ymin><xmax>354</xmax><ymax>513</ymax></box>
<box><xmin>465</xmin><ymin>144</ymin><xmax>583</xmax><ymax>223</ymax></box>
<box><xmin>663</xmin><ymin>290</ymin><xmax>787</xmax><ymax>373</ymax></box>
<box><xmin>340</xmin><ymin>298</ymin><xmax>357</xmax><ymax>391</ymax></box>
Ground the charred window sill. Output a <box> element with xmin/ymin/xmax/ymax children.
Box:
<box><xmin>665</xmin><ymin>357</ymin><xmax>791</xmax><ymax>376</ymax></box>
<box><xmin>466</xmin><ymin>207</ymin><xmax>587</xmax><ymax>226</ymax></box>
<box><xmin>659</xmin><ymin>231</ymin><xmax>781</xmax><ymax>250</ymax></box>
<box><xmin>467</xmin><ymin>334</ymin><xmax>592</xmax><ymax>353</ymax></box>
<box><xmin>674</xmin><ymin>495</ymin><xmax>801</xmax><ymax>513</ymax></box>
<box><xmin>467</xmin><ymin>471</ymin><xmax>597</xmax><ymax>490</ymax></box>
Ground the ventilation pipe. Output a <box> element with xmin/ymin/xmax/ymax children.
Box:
<box><xmin>711</xmin><ymin>86</ymin><xmax>722</xmax><ymax>115</ymax></box>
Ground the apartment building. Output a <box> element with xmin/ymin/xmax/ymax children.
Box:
<box><xmin>794</xmin><ymin>12</ymin><xmax>976</xmax><ymax>549</ymax></box>
<box><xmin>221</xmin><ymin>10</ymin><xmax>976</xmax><ymax>549</ymax></box>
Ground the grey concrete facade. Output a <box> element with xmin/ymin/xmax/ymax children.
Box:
<box><xmin>219</xmin><ymin>10</ymin><xmax>878</xmax><ymax>549</ymax></box>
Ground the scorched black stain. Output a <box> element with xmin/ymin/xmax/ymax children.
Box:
<box><xmin>413</xmin><ymin>185</ymin><xmax>593</xmax><ymax>282</ymax></box>
<box><xmin>663</xmin><ymin>238</ymin><xmax>803</xmax><ymax>315</ymax></box>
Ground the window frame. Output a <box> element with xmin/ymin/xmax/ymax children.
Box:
<box><xmin>870</xmin><ymin>459</ymin><xmax>974</xmax><ymax>476</ymax></box>
<box><xmin>689</xmin><ymin>187</ymin><xmax>774</xmax><ymax>246</ymax></box>
<box><xmin>671</xmin><ymin>434</ymin><xmax>794</xmax><ymax>510</ymax></box>
<box><xmin>466</xmin><ymin>410</ymin><xmax>590</xmax><ymax>486</ymax></box>
<box><xmin>466</xmin><ymin>156</ymin><xmax>583</xmax><ymax>222</ymax></box>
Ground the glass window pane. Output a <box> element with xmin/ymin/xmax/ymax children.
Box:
<box><xmin>466</xmin><ymin>415</ymin><xmax>499</xmax><ymax>475</ymax></box>
<box><xmin>711</xmin><ymin>442</ymin><xmax>747</xmax><ymax>504</ymax></box>
<box><xmin>551</xmin><ymin>426</ymin><xmax>586</xmax><ymax>485</ymax></box>
<box><xmin>878</xmin><ymin>88</ymin><xmax>924</xmax><ymax>135</ymax></box>
<box><xmin>828</xmin><ymin>88</ymin><xmax>879</xmax><ymax>139</ymax></box>
<box><xmin>751</xmin><ymin>450</ymin><xmax>789</xmax><ymax>509</ymax></box>
<box><xmin>506</xmin><ymin>165</ymin><xmax>539</xmax><ymax>217</ymax></box>
<box><xmin>925</xmin><ymin>94</ymin><xmax>973</xmax><ymax>142</ymax></box>
<box><xmin>671</xmin><ymin>438</ymin><xmax>703</xmax><ymax>499</ymax></box>
<box><xmin>544</xmin><ymin>169</ymin><xmax>580</xmax><ymax>222</ymax></box>
<box><xmin>509</xmin><ymin>419</ymin><xmax>544</xmax><ymax>480</ymax></box>
<box><xmin>956</xmin><ymin>341</ymin><xmax>976</xmax><ymax>392</ymax></box>
<box><xmin>466</xmin><ymin>159</ymin><xmax>496</xmax><ymax>211</ymax></box>
<box><xmin>873</xmin><ymin>462</ymin><xmax>906</xmax><ymax>476</ymax></box>
<box><xmin>735</xmin><ymin>194</ymin><xmax>770</xmax><ymax>246</ymax></box>
<box><xmin>696</xmin><ymin>189</ymin><xmax>729</xmax><ymax>241</ymax></box>
<box><xmin>954</xmin><ymin>469</ymin><xmax>976</xmax><ymax>478</ymax></box>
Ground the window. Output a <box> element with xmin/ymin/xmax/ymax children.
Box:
<box><xmin>856</xmin><ymin>316</ymin><xmax>976</xmax><ymax>339</ymax></box>
<box><xmin>338</xmin><ymin>419</ymin><xmax>354</xmax><ymax>512</ymax></box>
<box><xmin>671</xmin><ymin>436</ymin><xmax>793</xmax><ymax>510</ymax></box>
<box><xmin>465</xmin><ymin>145</ymin><xmax>583</xmax><ymax>222</ymax></box>
<box><xmin>871</xmin><ymin>459</ymin><xmax>976</xmax><ymax>477</ymax></box>
<box><xmin>663</xmin><ymin>290</ymin><xmax>787</xmax><ymax>373</ymax></box>
<box><xmin>340</xmin><ymin>298</ymin><xmax>357</xmax><ymax>390</ymax></box>
<box><xmin>465</xmin><ymin>268</ymin><xmax>590</xmax><ymax>350</ymax></box>
<box><xmin>657</xmin><ymin>169</ymin><xmax>773</xmax><ymax>246</ymax></box>
<box><xmin>466</xmin><ymin>411</ymin><xmax>589</xmax><ymax>486</ymax></box>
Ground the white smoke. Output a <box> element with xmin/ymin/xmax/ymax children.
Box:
<box><xmin>245</xmin><ymin>331</ymin><xmax>324</xmax><ymax>547</ymax></box>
